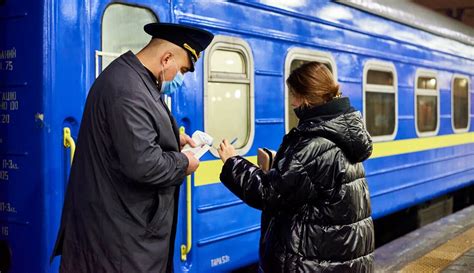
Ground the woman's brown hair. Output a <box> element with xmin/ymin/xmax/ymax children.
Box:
<box><xmin>286</xmin><ymin>61</ymin><xmax>341</xmax><ymax>107</ymax></box>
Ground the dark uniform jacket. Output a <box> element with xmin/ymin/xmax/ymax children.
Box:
<box><xmin>220</xmin><ymin>97</ymin><xmax>374</xmax><ymax>272</ymax></box>
<box><xmin>52</xmin><ymin>51</ymin><xmax>189</xmax><ymax>273</ymax></box>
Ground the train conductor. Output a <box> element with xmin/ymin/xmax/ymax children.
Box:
<box><xmin>51</xmin><ymin>23</ymin><xmax>214</xmax><ymax>273</ymax></box>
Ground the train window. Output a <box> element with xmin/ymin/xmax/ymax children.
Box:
<box><xmin>211</xmin><ymin>50</ymin><xmax>245</xmax><ymax>74</ymax></box>
<box><xmin>363</xmin><ymin>60</ymin><xmax>398</xmax><ymax>141</ymax></box>
<box><xmin>284</xmin><ymin>48</ymin><xmax>337</xmax><ymax>132</ymax></box>
<box><xmin>100</xmin><ymin>4</ymin><xmax>157</xmax><ymax>72</ymax></box>
<box><xmin>452</xmin><ymin>75</ymin><xmax>470</xmax><ymax>133</ymax></box>
<box><xmin>205</xmin><ymin>36</ymin><xmax>254</xmax><ymax>156</ymax></box>
<box><xmin>415</xmin><ymin>70</ymin><xmax>439</xmax><ymax>137</ymax></box>
<box><xmin>367</xmin><ymin>71</ymin><xmax>393</xmax><ymax>85</ymax></box>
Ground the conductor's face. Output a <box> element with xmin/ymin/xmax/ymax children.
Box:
<box><xmin>160</xmin><ymin>48</ymin><xmax>192</xmax><ymax>81</ymax></box>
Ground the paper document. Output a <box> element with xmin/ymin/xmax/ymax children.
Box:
<box><xmin>182</xmin><ymin>130</ymin><xmax>214</xmax><ymax>159</ymax></box>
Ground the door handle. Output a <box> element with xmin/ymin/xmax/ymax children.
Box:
<box><xmin>63</xmin><ymin>127</ymin><xmax>76</xmax><ymax>164</ymax></box>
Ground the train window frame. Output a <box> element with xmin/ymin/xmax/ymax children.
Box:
<box><xmin>284</xmin><ymin>48</ymin><xmax>338</xmax><ymax>133</ymax></box>
<box><xmin>415</xmin><ymin>69</ymin><xmax>440</xmax><ymax>137</ymax></box>
<box><xmin>451</xmin><ymin>74</ymin><xmax>471</xmax><ymax>134</ymax></box>
<box><xmin>204</xmin><ymin>35</ymin><xmax>255</xmax><ymax>157</ymax></box>
<box><xmin>363</xmin><ymin>60</ymin><xmax>398</xmax><ymax>142</ymax></box>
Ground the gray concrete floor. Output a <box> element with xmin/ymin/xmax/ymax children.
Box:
<box><xmin>441</xmin><ymin>247</ymin><xmax>474</xmax><ymax>273</ymax></box>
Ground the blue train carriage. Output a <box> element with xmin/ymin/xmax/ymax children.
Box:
<box><xmin>0</xmin><ymin>0</ymin><xmax>473</xmax><ymax>272</ymax></box>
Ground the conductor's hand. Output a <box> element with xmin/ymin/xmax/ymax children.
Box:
<box><xmin>183</xmin><ymin>151</ymin><xmax>200</xmax><ymax>175</ymax></box>
<box><xmin>180</xmin><ymin>133</ymin><xmax>197</xmax><ymax>150</ymax></box>
<box><xmin>217</xmin><ymin>139</ymin><xmax>237</xmax><ymax>163</ymax></box>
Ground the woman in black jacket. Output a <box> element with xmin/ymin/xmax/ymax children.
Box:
<box><xmin>217</xmin><ymin>62</ymin><xmax>374</xmax><ymax>272</ymax></box>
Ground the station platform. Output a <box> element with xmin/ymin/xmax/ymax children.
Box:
<box><xmin>375</xmin><ymin>205</ymin><xmax>474</xmax><ymax>272</ymax></box>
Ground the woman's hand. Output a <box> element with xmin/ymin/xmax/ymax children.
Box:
<box><xmin>217</xmin><ymin>139</ymin><xmax>237</xmax><ymax>163</ymax></box>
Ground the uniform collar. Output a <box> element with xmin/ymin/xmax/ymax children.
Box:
<box><xmin>145</xmin><ymin>67</ymin><xmax>159</xmax><ymax>84</ymax></box>
<box><xmin>120</xmin><ymin>51</ymin><xmax>161</xmax><ymax>101</ymax></box>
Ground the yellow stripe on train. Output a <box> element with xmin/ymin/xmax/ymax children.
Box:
<box><xmin>370</xmin><ymin>132</ymin><xmax>474</xmax><ymax>158</ymax></box>
<box><xmin>194</xmin><ymin>132</ymin><xmax>474</xmax><ymax>187</ymax></box>
<box><xmin>194</xmin><ymin>156</ymin><xmax>258</xmax><ymax>187</ymax></box>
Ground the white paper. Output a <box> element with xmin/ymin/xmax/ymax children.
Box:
<box><xmin>182</xmin><ymin>130</ymin><xmax>214</xmax><ymax>159</ymax></box>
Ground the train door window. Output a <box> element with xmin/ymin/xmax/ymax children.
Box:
<box><xmin>415</xmin><ymin>70</ymin><xmax>439</xmax><ymax>137</ymax></box>
<box><xmin>284</xmin><ymin>48</ymin><xmax>337</xmax><ymax>133</ymax></box>
<box><xmin>204</xmin><ymin>36</ymin><xmax>254</xmax><ymax>156</ymax></box>
<box><xmin>98</xmin><ymin>4</ymin><xmax>157</xmax><ymax>76</ymax></box>
<box><xmin>452</xmin><ymin>75</ymin><xmax>470</xmax><ymax>133</ymax></box>
<box><xmin>363</xmin><ymin>60</ymin><xmax>398</xmax><ymax>142</ymax></box>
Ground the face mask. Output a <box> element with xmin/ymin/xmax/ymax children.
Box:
<box><xmin>161</xmin><ymin>59</ymin><xmax>184</xmax><ymax>95</ymax></box>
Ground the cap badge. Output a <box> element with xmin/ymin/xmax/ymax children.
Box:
<box><xmin>183</xmin><ymin>43</ymin><xmax>200</xmax><ymax>61</ymax></box>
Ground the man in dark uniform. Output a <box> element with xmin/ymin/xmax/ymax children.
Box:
<box><xmin>51</xmin><ymin>23</ymin><xmax>214</xmax><ymax>272</ymax></box>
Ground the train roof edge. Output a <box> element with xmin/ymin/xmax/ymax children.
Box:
<box><xmin>336</xmin><ymin>0</ymin><xmax>474</xmax><ymax>46</ymax></box>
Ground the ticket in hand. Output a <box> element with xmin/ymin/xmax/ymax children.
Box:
<box><xmin>182</xmin><ymin>130</ymin><xmax>214</xmax><ymax>159</ymax></box>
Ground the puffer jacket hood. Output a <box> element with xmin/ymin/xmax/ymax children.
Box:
<box><xmin>295</xmin><ymin>97</ymin><xmax>372</xmax><ymax>163</ymax></box>
<box><xmin>220</xmin><ymin>96</ymin><xmax>374</xmax><ymax>272</ymax></box>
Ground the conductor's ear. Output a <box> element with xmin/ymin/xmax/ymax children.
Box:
<box><xmin>161</xmin><ymin>51</ymin><xmax>173</xmax><ymax>66</ymax></box>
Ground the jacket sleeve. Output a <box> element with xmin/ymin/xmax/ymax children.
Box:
<box><xmin>107</xmin><ymin>95</ymin><xmax>188</xmax><ymax>187</ymax></box>
<box><xmin>219</xmin><ymin>155</ymin><xmax>314</xmax><ymax>211</ymax></box>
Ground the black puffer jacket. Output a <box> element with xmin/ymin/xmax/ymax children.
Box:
<box><xmin>220</xmin><ymin>97</ymin><xmax>374</xmax><ymax>272</ymax></box>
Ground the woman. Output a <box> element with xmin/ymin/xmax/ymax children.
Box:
<box><xmin>217</xmin><ymin>62</ymin><xmax>374</xmax><ymax>272</ymax></box>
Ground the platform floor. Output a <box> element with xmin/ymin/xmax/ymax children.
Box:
<box><xmin>442</xmin><ymin>247</ymin><xmax>474</xmax><ymax>273</ymax></box>
<box><xmin>375</xmin><ymin>205</ymin><xmax>474</xmax><ymax>272</ymax></box>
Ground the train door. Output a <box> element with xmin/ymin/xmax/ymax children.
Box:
<box><xmin>91</xmin><ymin>2</ymin><xmax>205</xmax><ymax>272</ymax></box>
<box><xmin>185</xmin><ymin>35</ymin><xmax>260</xmax><ymax>272</ymax></box>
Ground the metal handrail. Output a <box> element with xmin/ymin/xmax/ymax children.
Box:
<box><xmin>180</xmin><ymin>126</ymin><xmax>193</xmax><ymax>261</ymax></box>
